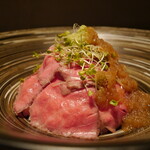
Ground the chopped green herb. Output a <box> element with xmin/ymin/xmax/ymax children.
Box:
<box><xmin>46</xmin><ymin>50</ymin><xmax>52</xmax><ymax>54</ymax></box>
<box><xmin>88</xmin><ymin>90</ymin><xmax>93</xmax><ymax>96</ymax></box>
<box><xmin>78</xmin><ymin>70</ymin><xmax>85</xmax><ymax>76</ymax></box>
<box><xmin>109</xmin><ymin>100</ymin><xmax>118</xmax><ymax>106</ymax></box>
<box><xmin>55</xmin><ymin>57</ymin><xmax>61</xmax><ymax>62</ymax></box>
<box><xmin>80</xmin><ymin>75</ymin><xmax>86</xmax><ymax>81</ymax></box>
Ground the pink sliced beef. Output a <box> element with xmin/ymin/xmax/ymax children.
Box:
<box><xmin>99</xmin><ymin>84</ymin><xmax>127</xmax><ymax>132</ymax></box>
<box><xmin>14</xmin><ymin>53</ymin><xmax>127</xmax><ymax>139</ymax></box>
<box><xmin>57</xmin><ymin>67</ymin><xmax>81</xmax><ymax>81</ymax></box>
<box><xmin>13</xmin><ymin>74</ymin><xmax>42</xmax><ymax>114</ymax></box>
<box><xmin>57</xmin><ymin>67</ymin><xmax>95</xmax><ymax>89</ymax></box>
<box><xmin>57</xmin><ymin>67</ymin><xmax>84</xmax><ymax>95</ymax></box>
<box><xmin>29</xmin><ymin>80</ymin><xmax>100</xmax><ymax>139</ymax></box>
<box><xmin>38</xmin><ymin>56</ymin><xmax>59</xmax><ymax>86</ymax></box>
<box><xmin>99</xmin><ymin>104</ymin><xmax>127</xmax><ymax>132</ymax></box>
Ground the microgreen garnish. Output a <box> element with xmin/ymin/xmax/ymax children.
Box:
<box><xmin>32</xmin><ymin>52</ymin><xmax>41</xmax><ymax>58</ymax></box>
<box><xmin>55</xmin><ymin>57</ymin><xmax>61</xmax><ymax>62</ymax></box>
<box><xmin>43</xmin><ymin>24</ymin><xmax>111</xmax><ymax>92</ymax></box>
<box><xmin>33</xmin><ymin>64</ymin><xmax>41</xmax><ymax>73</ymax></box>
<box><xmin>57</xmin><ymin>31</ymin><xmax>70</xmax><ymax>38</ymax></box>
<box><xmin>109</xmin><ymin>100</ymin><xmax>118</xmax><ymax>106</ymax></box>
<box><xmin>20</xmin><ymin>78</ymin><xmax>25</xmax><ymax>83</ymax></box>
<box><xmin>101</xmin><ymin>62</ymin><xmax>109</xmax><ymax>71</ymax></box>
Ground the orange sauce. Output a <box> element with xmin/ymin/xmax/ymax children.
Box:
<box><xmin>123</xmin><ymin>90</ymin><xmax>150</xmax><ymax>131</ymax></box>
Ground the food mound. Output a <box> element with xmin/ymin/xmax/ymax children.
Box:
<box><xmin>13</xmin><ymin>25</ymin><xmax>150</xmax><ymax>139</ymax></box>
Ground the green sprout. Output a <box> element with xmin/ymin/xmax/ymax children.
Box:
<box><xmin>32</xmin><ymin>52</ymin><xmax>41</xmax><ymax>58</ymax></box>
<box><xmin>20</xmin><ymin>78</ymin><xmax>25</xmax><ymax>83</ymax></box>
<box><xmin>44</xmin><ymin>24</ymin><xmax>112</xmax><ymax>91</ymax></box>
<box><xmin>33</xmin><ymin>64</ymin><xmax>41</xmax><ymax>73</ymax></box>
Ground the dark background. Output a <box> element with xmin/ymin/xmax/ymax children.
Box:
<box><xmin>0</xmin><ymin>0</ymin><xmax>150</xmax><ymax>32</ymax></box>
